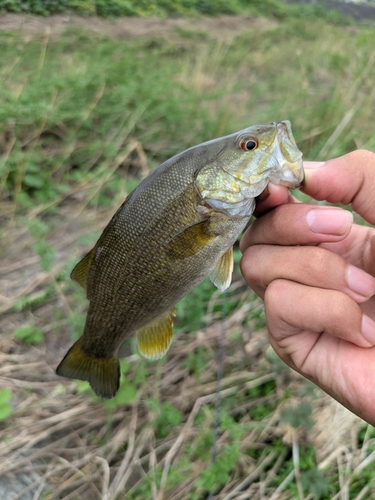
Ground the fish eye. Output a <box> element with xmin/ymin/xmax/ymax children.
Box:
<box><xmin>240</xmin><ymin>138</ymin><xmax>258</xmax><ymax>151</ymax></box>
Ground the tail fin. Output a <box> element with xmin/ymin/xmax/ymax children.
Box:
<box><xmin>56</xmin><ymin>339</ymin><xmax>120</xmax><ymax>399</ymax></box>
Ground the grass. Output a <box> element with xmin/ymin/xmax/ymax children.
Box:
<box><xmin>1</xmin><ymin>12</ymin><xmax>375</xmax><ymax>500</ymax></box>
<box><xmin>0</xmin><ymin>0</ymin><xmax>352</xmax><ymax>20</ymax></box>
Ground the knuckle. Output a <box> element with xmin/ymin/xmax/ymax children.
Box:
<box><xmin>264</xmin><ymin>279</ymin><xmax>290</xmax><ymax>311</ymax></box>
<box><xmin>264</xmin><ymin>280</ymin><xmax>294</xmax><ymax>341</ymax></box>
<box><xmin>326</xmin><ymin>291</ymin><xmax>355</xmax><ymax>322</ymax></box>
<box><xmin>240</xmin><ymin>246</ymin><xmax>265</xmax><ymax>286</ymax></box>
<box><xmin>302</xmin><ymin>247</ymin><xmax>342</xmax><ymax>286</ymax></box>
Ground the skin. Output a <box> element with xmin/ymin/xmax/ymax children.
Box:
<box><xmin>239</xmin><ymin>150</ymin><xmax>375</xmax><ymax>425</ymax></box>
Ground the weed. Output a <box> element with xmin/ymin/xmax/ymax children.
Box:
<box><xmin>0</xmin><ymin>389</ymin><xmax>12</xmax><ymax>421</ymax></box>
<box><xmin>14</xmin><ymin>325</ymin><xmax>44</xmax><ymax>344</ymax></box>
<box><xmin>0</xmin><ymin>0</ymin><xmax>353</xmax><ymax>20</ymax></box>
<box><xmin>26</xmin><ymin>216</ymin><xmax>55</xmax><ymax>272</ymax></box>
<box><xmin>281</xmin><ymin>401</ymin><xmax>315</xmax><ymax>431</ymax></box>
<box><xmin>103</xmin><ymin>380</ymin><xmax>137</xmax><ymax>411</ymax></box>
<box><xmin>147</xmin><ymin>399</ymin><xmax>183</xmax><ymax>438</ymax></box>
<box><xmin>184</xmin><ymin>346</ymin><xmax>212</xmax><ymax>379</ymax></box>
<box><xmin>301</xmin><ymin>468</ymin><xmax>329</xmax><ymax>499</ymax></box>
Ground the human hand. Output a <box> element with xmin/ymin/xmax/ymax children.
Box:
<box><xmin>240</xmin><ymin>150</ymin><xmax>375</xmax><ymax>424</ymax></box>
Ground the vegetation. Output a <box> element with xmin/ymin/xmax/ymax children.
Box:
<box><xmin>1</xmin><ymin>10</ymin><xmax>375</xmax><ymax>500</ymax></box>
<box><xmin>0</xmin><ymin>0</ymin><xmax>350</xmax><ymax>21</ymax></box>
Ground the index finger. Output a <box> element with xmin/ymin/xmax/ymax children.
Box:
<box><xmin>253</xmin><ymin>182</ymin><xmax>295</xmax><ymax>217</ymax></box>
<box><xmin>303</xmin><ymin>150</ymin><xmax>375</xmax><ymax>224</ymax></box>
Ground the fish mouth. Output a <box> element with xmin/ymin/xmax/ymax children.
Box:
<box><xmin>299</xmin><ymin>170</ymin><xmax>305</xmax><ymax>188</ymax></box>
<box><xmin>268</xmin><ymin>121</ymin><xmax>304</xmax><ymax>189</ymax></box>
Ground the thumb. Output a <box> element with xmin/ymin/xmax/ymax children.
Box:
<box><xmin>303</xmin><ymin>150</ymin><xmax>375</xmax><ymax>224</ymax></box>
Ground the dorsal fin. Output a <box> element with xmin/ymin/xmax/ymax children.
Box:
<box><xmin>210</xmin><ymin>246</ymin><xmax>233</xmax><ymax>292</ymax></box>
<box><xmin>70</xmin><ymin>250</ymin><xmax>95</xmax><ymax>289</ymax></box>
<box><xmin>136</xmin><ymin>308</ymin><xmax>176</xmax><ymax>360</ymax></box>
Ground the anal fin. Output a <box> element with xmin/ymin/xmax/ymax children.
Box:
<box><xmin>137</xmin><ymin>308</ymin><xmax>176</xmax><ymax>360</ymax></box>
<box><xmin>210</xmin><ymin>246</ymin><xmax>233</xmax><ymax>292</ymax></box>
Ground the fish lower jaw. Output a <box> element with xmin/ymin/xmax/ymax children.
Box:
<box><xmin>269</xmin><ymin>158</ymin><xmax>304</xmax><ymax>189</ymax></box>
<box><xmin>204</xmin><ymin>197</ymin><xmax>256</xmax><ymax>218</ymax></box>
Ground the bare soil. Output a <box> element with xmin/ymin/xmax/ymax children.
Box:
<box><xmin>0</xmin><ymin>13</ymin><xmax>276</xmax><ymax>40</ymax></box>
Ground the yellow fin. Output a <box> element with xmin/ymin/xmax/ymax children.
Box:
<box><xmin>167</xmin><ymin>220</ymin><xmax>214</xmax><ymax>259</ymax></box>
<box><xmin>56</xmin><ymin>339</ymin><xmax>120</xmax><ymax>399</ymax></box>
<box><xmin>137</xmin><ymin>309</ymin><xmax>176</xmax><ymax>360</ymax></box>
<box><xmin>70</xmin><ymin>251</ymin><xmax>95</xmax><ymax>290</ymax></box>
<box><xmin>210</xmin><ymin>246</ymin><xmax>233</xmax><ymax>292</ymax></box>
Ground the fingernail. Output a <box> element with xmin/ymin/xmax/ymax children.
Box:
<box><xmin>306</xmin><ymin>208</ymin><xmax>353</xmax><ymax>235</ymax></box>
<box><xmin>362</xmin><ymin>315</ymin><xmax>375</xmax><ymax>344</ymax></box>
<box><xmin>304</xmin><ymin>161</ymin><xmax>325</xmax><ymax>169</ymax></box>
<box><xmin>347</xmin><ymin>265</ymin><xmax>375</xmax><ymax>298</ymax></box>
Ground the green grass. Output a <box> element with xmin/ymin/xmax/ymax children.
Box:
<box><xmin>1</xmin><ymin>13</ymin><xmax>375</xmax><ymax>500</ymax></box>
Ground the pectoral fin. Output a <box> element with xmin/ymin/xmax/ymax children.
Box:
<box><xmin>210</xmin><ymin>246</ymin><xmax>233</xmax><ymax>291</ymax></box>
<box><xmin>167</xmin><ymin>220</ymin><xmax>213</xmax><ymax>259</ymax></box>
<box><xmin>167</xmin><ymin>212</ymin><xmax>232</xmax><ymax>260</ymax></box>
<box><xmin>137</xmin><ymin>309</ymin><xmax>176</xmax><ymax>360</ymax></box>
<box><xmin>70</xmin><ymin>250</ymin><xmax>94</xmax><ymax>289</ymax></box>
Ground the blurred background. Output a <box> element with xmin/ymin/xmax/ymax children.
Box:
<box><xmin>1</xmin><ymin>1</ymin><xmax>375</xmax><ymax>499</ymax></box>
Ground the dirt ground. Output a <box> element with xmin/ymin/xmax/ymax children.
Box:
<box><xmin>0</xmin><ymin>13</ymin><xmax>276</xmax><ymax>40</ymax></box>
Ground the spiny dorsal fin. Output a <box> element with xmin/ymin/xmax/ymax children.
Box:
<box><xmin>70</xmin><ymin>250</ymin><xmax>95</xmax><ymax>289</ymax></box>
<box><xmin>210</xmin><ymin>246</ymin><xmax>233</xmax><ymax>292</ymax></box>
<box><xmin>56</xmin><ymin>338</ymin><xmax>120</xmax><ymax>399</ymax></box>
<box><xmin>137</xmin><ymin>308</ymin><xmax>176</xmax><ymax>360</ymax></box>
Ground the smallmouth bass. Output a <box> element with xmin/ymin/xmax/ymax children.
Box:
<box><xmin>56</xmin><ymin>120</ymin><xmax>304</xmax><ymax>398</ymax></box>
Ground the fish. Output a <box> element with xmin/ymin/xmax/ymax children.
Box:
<box><xmin>56</xmin><ymin>120</ymin><xmax>304</xmax><ymax>398</ymax></box>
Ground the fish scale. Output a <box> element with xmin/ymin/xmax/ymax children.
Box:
<box><xmin>56</xmin><ymin>120</ymin><xmax>304</xmax><ymax>398</ymax></box>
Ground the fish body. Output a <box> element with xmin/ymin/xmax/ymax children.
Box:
<box><xmin>56</xmin><ymin>120</ymin><xmax>304</xmax><ymax>398</ymax></box>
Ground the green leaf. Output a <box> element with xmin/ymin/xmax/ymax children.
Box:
<box><xmin>0</xmin><ymin>389</ymin><xmax>12</xmax><ymax>405</ymax></box>
<box><xmin>0</xmin><ymin>389</ymin><xmax>13</xmax><ymax>421</ymax></box>
<box><xmin>76</xmin><ymin>381</ymin><xmax>92</xmax><ymax>394</ymax></box>
<box><xmin>116</xmin><ymin>381</ymin><xmax>137</xmax><ymax>404</ymax></box>
<box><xmin>280</xmin><ymin>402</ymin><xmax>315</xmax><ymax>430</ymax></box>
<box><xmin>0</xmin><ymin>405</ymin><xmax>12</xmax><ymax>421</ymax></box>
<box><xmin>14</xmin><ymin>325</ymin><xmax>44</xmax><ymax>344</ymax></box>
<box><xmin>119</xmin><ymin>359</ymin><xmax>131</xmax><ymax>375</ymax></box>
<box><xmin>104</xmin><ymin>381</ymin><xmax>137</xmax><ymax>410</ymax></box>
<box><xmin>23</xmin><ymin>173</ymin><xmax>44</xmax><ymax>188</ymax></box>
<box><xmin>300</xmin><ymin>469</ymin><xmax>329</xmax><ymax>499</ymax></box>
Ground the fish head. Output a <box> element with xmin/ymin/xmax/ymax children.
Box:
<box><xmin>195</xmin><ymin>120</ymin><xmax>304</xmax><ymax>217</ymax></box>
